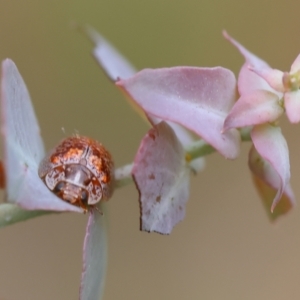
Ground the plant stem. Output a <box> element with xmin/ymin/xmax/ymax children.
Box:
<box><xmin>0</xmin><ymin>128</ymin><xmax>251</xmax><ymax>228</ymax></box>
<box><xmin>0</xmin><ymin>203</ymin><xmax>50</xmax><ymax>228</ymax></box>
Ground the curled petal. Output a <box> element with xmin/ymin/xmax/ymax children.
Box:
<box><xmin>118</xmin><ymin>67</ymin><xmax>240</xmax><ymax>159</ymax></box>
<box><xmin>85</xmin><ymin>25</ymin><xmax>136</xmax><ymax>81</ymax></box>
<box><xmin>249</xmin><ymin>66</ymin><xmax>285</xmax><ymax>93</ymax></box>
<box><xmin>250</xmin><ymin>124</ymin><xmax>290</xmax><ymax>212</ymax></box>
<box><xmin>223</xmin><ymin>31</ymin><xmax>278</xmax><ymax>95</ymax></box>
<box><xmin>290</xmin><ymin>53</ymin><xmax>300</xmax><ymax>73</ymax></box>
<box><xmin>224</xmin><ymin>90</ymin><xmax>283</xmax><ymax>130</ymax></box>
<box><xmin>284</xmin><ymin>90</ymin><xmax>300</xmax><ymax>123</ymax></box>
<box><xmin>1</xmin><ymin>59</ymin><xmax>82</xmax><ymax>212</ymax></box>
<box><xmin>80</xmin><ymin>207</ymin><xmax>107</xmax><ymax>300</ymax></box>
<box><xmin>249</xmin><ymin>148</ymin><xmax>295</xmax><ymax>220</ymax></box>
<box><xmin>249</xmin><ymin>146</ymin><xmax>295</xmax><ymax>220</ymax></box>
<box><xmin>133</xmin><ymin>121</ymin><xmax>190</xmax><ymax>234</ymax></box>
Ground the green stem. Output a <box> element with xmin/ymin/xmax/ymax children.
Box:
<box><xmin>240</xmin><ymin>126</ymin><xmax>252</xmax><ymax>142</ymax></box>
<box><xmin>186</xmin><ymin>139</ymin><xmax>215</xmax><ymax>160</ymax></box>
<box><xmin>0</xmin><ymin>204</ymin><xmax>50</xmax><ymax>228</ymax></box>
<box><xmin>114</xmin><ymin>163</ymin><xmax>133</xmax><ymax>188</ymax></box>
<box><xmin>0</xmin><ymin>128</ymin><xmax>251</xmax><ymax>229</ymax></box>
<box><xmin>0</xmin><ymin>164</ymin><xmax>134</xmax><ymax>228</ymax></box>
<box><xmin>186</xmin><ymin>127</ymin><xmax>252</xmax><ymax>160</ymax></box>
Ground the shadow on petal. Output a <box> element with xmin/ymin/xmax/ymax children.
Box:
<box><xmin>251</xmin><ymin>175</ymin><xmax>295</xmax><ymax>221</ymax></box>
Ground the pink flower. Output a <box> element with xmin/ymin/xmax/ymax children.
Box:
<box><xmin>249</xmin><ymin>54</ymin><xmax>300</xmax><ymax>124</ymax></box>
<box><xmin>86</xmin><ymin>26</ymin><xmax>240</xmax><ymax>233</ymax></box>
<box><xmin>223</xmin><ymin>31</ymin><xmax>296</xmax><ymax>218</ymax></box>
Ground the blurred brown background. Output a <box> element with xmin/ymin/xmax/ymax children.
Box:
<box><xmin>1</xmin><ymin>1</ymin><xmax>300</xmax><ymax>299</ymax></box>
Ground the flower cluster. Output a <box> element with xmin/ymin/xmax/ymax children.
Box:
<box><xmin>222</xmin><ymin>31</ymin><xmax>295</xmax><ymax>217</ymax></box>
<box><xmin>86</xmin><ymin>26</ymin><xmax>296</xmax><ymax>225</ymax></box>
<box><xmin>0</xmin><ymin>27</ymin><xmax>299</xmax><ymax>299</ymax></box>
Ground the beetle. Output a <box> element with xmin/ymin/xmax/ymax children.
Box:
<box><xmin>38</xmin><ymin>135</ymin><xmax>114</xmax><ymax>212</ymax></box>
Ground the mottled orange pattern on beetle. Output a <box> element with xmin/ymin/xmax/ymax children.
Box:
<box><xmin>38</xmin><ymin>136</ymin><xmax>114</xmax><ymax>212</ymax></box>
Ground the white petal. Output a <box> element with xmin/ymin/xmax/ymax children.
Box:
<box><xmin>85</xmin><ymin>25</ymin><xmax>136</xmax><ymax>81</ymax></box>
<box><xmin>1</xmin><ymin>59</ymin><xmax>82</xmax><ymax>212</ymax></box>
<box><xmin>80</xmin><ymin>207</ymin><xmax>107</xmax><ymax>300</ymax></box>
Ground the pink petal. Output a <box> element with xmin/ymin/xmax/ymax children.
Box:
<box><xmin>118</xmin><ymin>67</ymin><xmax>240</xmax><ymax>159</ymax></box>
<box><xmin>284</xmin><ymin>90</ymin><xmax>300</xmax><ymax>123</ymax></box>
<box><xmin>80</xmin><ymin>207</ymin><xmax>107</xmax><ymax>300</ymax></box>
<box><xmin>223</xmin><ymin>90</ymin><xmax>283</xmax><ymax>130</ymax></box>
<box><xmin>86</xmin><ymin>27</ymin><xmax>196</xmax><ymax>146</ymax></box>
<box><xmin>223</xmin><ymin>31</ymin><xmax>277</xmax><ymax>95</ymax></box>
<box><xmin>239</xmin><ymin>64</ymin><xmax>279</xmax><ymax>96</ymax></box>
<box><xmin>86</xmin><ymin>27</ymin><xmax>204</xmax><ymax>169</ymax></box>
<box><xmin>1</xmin><ymin>59</ymin><xmax>82</xmax><ymax>212</ymax></box>
<box><xmin>250</xmin><ymin>124</ymin><xmax>290</xmax><ymax>212</ymax></box>
<box><xmin>85</xmin><ymin>25</ymin><xmax>136</xmax><ymax>81</ymax></box>
<box><xmin>249</xmin><ymin>146</ymin><xmax>295</xmax><ymax>220</ymax></box>
<box><xmin>249</xmin><ymin>66</ymin><xmax>285</xmax><ymax>92</ymax></box>
<box><xmin>290</xmin><ymin>53</ymin><xmax>300</xmax><ymax>73</ymax></box>
<box><xmin>133</xmin><ymin>121</ymin><xmax>190</xmax><ymax>234</ymax></box>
